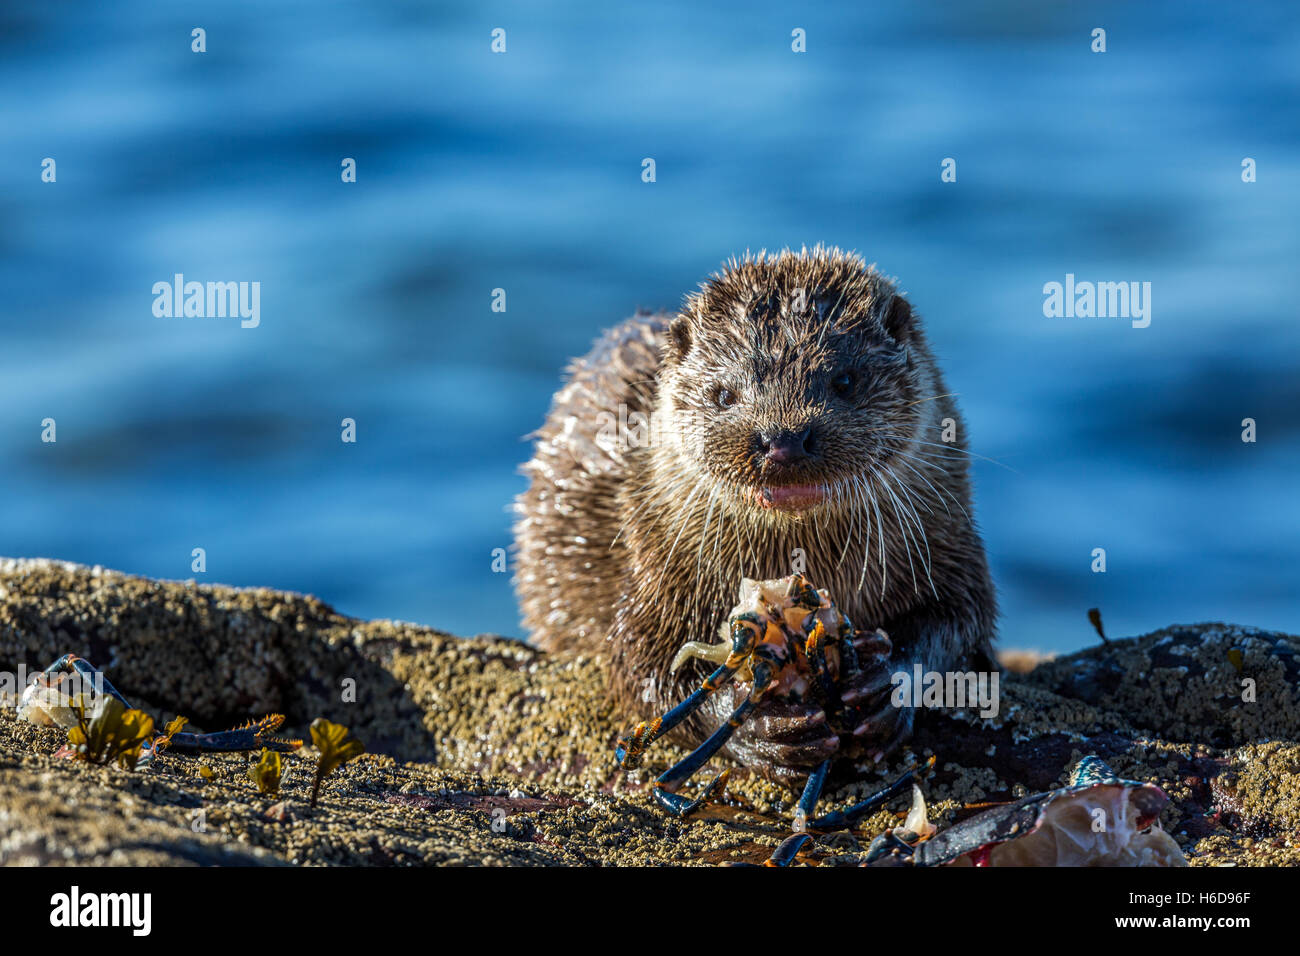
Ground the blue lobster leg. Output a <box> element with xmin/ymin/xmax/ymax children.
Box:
<box><xmin>836</xmin><ymin>618</ymin><xmax>861</xmax><ymax>677</ymax></box>
<box><xmin>167</xmin><ymin>716</ymin><xmax>300</xmax><ymax>754</ymax></box>
<box><xmin>795</xmin><ymin>759</ymin><xmax>831</xmax><ymax>824</ymax></box>
<box><xmin>31</xmin><ymin>654</ymin><xmax>301</xmax><ymax>760</ymax></box>
<box><xmin>38</xmin><ymin>654</ymin><xmax>133</xmax><ymax>709</ymax></box>
<box><xmin>750</xmin><ymin>759</ymin><xmax>827</xmax><ymax>865</ymax></box>
<box><xmin>809</xmin><ymin>756</ymin><xmax>934</xmax><ymax>831</ymax></box>
<box><xmin>758</xmin><ymin>757</ymin><xmax>934</xmax><ymax>866</ymax></box>
<box><xmin>765</xmin><ymin>833</ymin><xmax>813</xmax><ymax>866</ymax></box>
<box><xmin>803</xmin><ymin>615</ymin><xmax>868</xmax><ymax>732</ymax></box>
<box><xmin>802</xmin><ymin>619</ymin><xmax>838</xmax><ymax>707</ymax></box>
<box><xmin>616</xmin><ymin>618</ymin><xmax>759</xmax><ymax>769</ymax></box>
<box><xmin>721</xmin><ymin>832</ymin><xmax>814</xmax><ymax>867</ymax></box>
<box><xmin>649</xmin><ymin>654</ymin><xmax>778</xmax><ymax>817</ymax></box>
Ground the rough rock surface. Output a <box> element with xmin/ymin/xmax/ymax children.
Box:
<box><xmin>1</xmin><ymin>558</ymin><xmax>1296</xmax><ymax>866</ymax></box>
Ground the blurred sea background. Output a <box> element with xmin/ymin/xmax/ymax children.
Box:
<box><xmin>2</xmin><ymin>2</ymin><xmax>1297</xmax><ymax>653</ymax></box>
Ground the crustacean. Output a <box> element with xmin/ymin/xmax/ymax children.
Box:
<box><xmin>859</xmin><ymin>754</ymin><xmax>1187</xmax><ymax>867</ymax></box>
<box><xmin>615</xmin><ymin>574</ymin><xmax>928</xmax><ymax>844</ymax></box>
<box><xmin>615</xmin><ymin>573</ymin><xmax>1187</xmax><ymax>868</ymax></box>
<box><xmin>761</xmin><ymin>754</ymin><xmax>1186</xmax><ymax>867</ymax></box>
<box><xmin>18</xmin><ymin>653</ymin><xmax>301</xmax><ymax>767</ymax></box>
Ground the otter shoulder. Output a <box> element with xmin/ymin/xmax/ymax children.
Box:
<box><xmin>525</xmin><ymin>311</ymin><xmax>668</xmax><ymax>479</ymax></box>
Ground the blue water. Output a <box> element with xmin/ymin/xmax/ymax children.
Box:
<box><xmin>2</xmin><ymin>2</ymin><xmax>1297</xmax><ymax>653</ymax></box>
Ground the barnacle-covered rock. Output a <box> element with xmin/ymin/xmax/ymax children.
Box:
<box><xmin>1020</xmin><ymin>623</ymin><xmax>1300</xmax><ymax>746</ymax></box>
<box><xmin>0</xmin><ymin>559</ymin><xmax>1296</xmax><ymax>866</ymax></box>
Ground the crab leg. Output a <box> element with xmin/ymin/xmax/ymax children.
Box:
<box><xmin>808</xmin><ymin>756</ymin><xmax>934</xmax><ymax>831</ymax></box>
<box><xmin>780</xmin><ymin>758</ymin><xmax>923</xmax><ymax>859</ymax></box>
<box><xmin>24</xmin><ymin>655</ymin><xmax>300</xmax><ymax>758</ymax></box>
<box><xmin>615</xmin><ymin>618</ymin><xmax>759</xmax><ymax>768</ymax></box>
<box><xmin>167</xmin><ymin>716</ymin><xmax>300</xmax><ymax>754</ymax></box>
<box><xmin>765</xmin><ymin>833</ymin><xmax>813</xmax><ymax>866</ymax></box>
<box><xmin>38</xmin><ymin>654</ymin><xmax>130</xmax><ymax>708</ymax></box>
<box><xmin>794</xmin><ymin>758</ymin><xmax>831</xmax><ymax>826</ymax></box>
<box><xmin>648</xmin><ymin>650</ymin><xmax>779</xmax><ymax>817</ymax></box>
<box><xmin>749</xmin><ymin>758</ymin><xmax>935</xmax><ymax>866</ymax></box>
<box><xmin>802</xmin><ymin>620</ymin><xmax>837</xmax><ymax>706</ymax></box>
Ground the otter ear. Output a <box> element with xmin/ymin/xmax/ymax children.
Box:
<box><xmin>667</xmin><ymin>315</ymin><xmax>692</xmax><ymax>361</ymax></box>
<box><xmin>882</xmin><ymin>294</ymin><xmax>913</xmax><ymax>344</ymax></box>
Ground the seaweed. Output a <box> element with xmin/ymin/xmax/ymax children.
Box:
<box><xmin>63</xmin><ymin>696</ymin><xmax>155</xmax><ymax>770</ymax></box>
<box><xmin>1087</xmin><ymin>607</ymin><xmax>1109</xmax><ymax>645</ymax></box>
<box><xmin>153</xmin><ymin>715</ymin><xmax>188</xmax><ymax>754</ymax></box>
<box><xmin>309</xmin><ymin>718</ymin><xmax>365</xmax><ymax>807</ymax></box>
<box><xmin>248</xmin><ymin>748</ymin><xmax>285</xmax><ymax>795</ymax></box>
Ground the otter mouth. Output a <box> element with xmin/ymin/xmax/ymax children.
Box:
<box><xmin>751</xmin><ymin>483</ymin><xmax>827</xmax><ymax>514</ymax></box>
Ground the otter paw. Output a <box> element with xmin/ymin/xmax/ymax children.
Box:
<box><xmin>843</xmin><ymin>700</ymin><xmax>915</xmax><ymax>762</ymax></box>
<box><xmin>835</xmin><ymin>632</ymin><xmax>914</xmax><ymax>759</ymax></box>
<box><xmin>712</xmin><ymin>696</ymin><xmax>840</xmax><ymax>785</ymax></box>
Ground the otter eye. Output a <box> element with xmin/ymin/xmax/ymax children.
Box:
<box><xmin>830</xmin><ymin>370</ymin><xmax>856</xmax><ymax>398</ymax></box>
<box><xmin>714</xmin><ymin>385</ymin><xmax>739</xmax><ymax>409</ymax></box>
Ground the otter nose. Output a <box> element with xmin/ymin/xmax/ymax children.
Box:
<box><xmin>760</xmin><ymin>426</ymin><xmax>812</xmax><ymax>464</ymax></box>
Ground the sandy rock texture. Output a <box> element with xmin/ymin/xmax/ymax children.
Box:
<box><xmin>1</xmin><ymin>558</ymin><xmax>1296</xmax><ymax>866</ymax></box>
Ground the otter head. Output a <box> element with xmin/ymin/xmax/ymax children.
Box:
<box><xmin>653</xmin><ymin>247</ymin><xmax>926</xmax><ymax>521</ymax></box>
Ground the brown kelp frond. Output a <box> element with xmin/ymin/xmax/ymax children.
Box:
<box><xmin>309</xmin><ymin>718</ymin><xmax>365</xmax><ymax>807</ymax></box>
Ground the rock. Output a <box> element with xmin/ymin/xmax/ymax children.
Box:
<box><xmin>1</xmin><ymin>558</ymin><xmax>1296</xmax><ymax>866</ymax></box>
<box><xmin>1020</xmin><ymin>623</ymin><xmax>1300</xmax><ymax>746</ymax></box>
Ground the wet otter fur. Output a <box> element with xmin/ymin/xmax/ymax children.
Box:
<box><xmin>514</xmin><ymin>246</ymin><xmax>997</xmax><ymax>784</ymax></box>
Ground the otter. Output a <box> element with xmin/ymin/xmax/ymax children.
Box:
<box><xmin>514</xmin><ymin>246</ymin><xmax>997</xmax><ymax>785</ymax></box>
